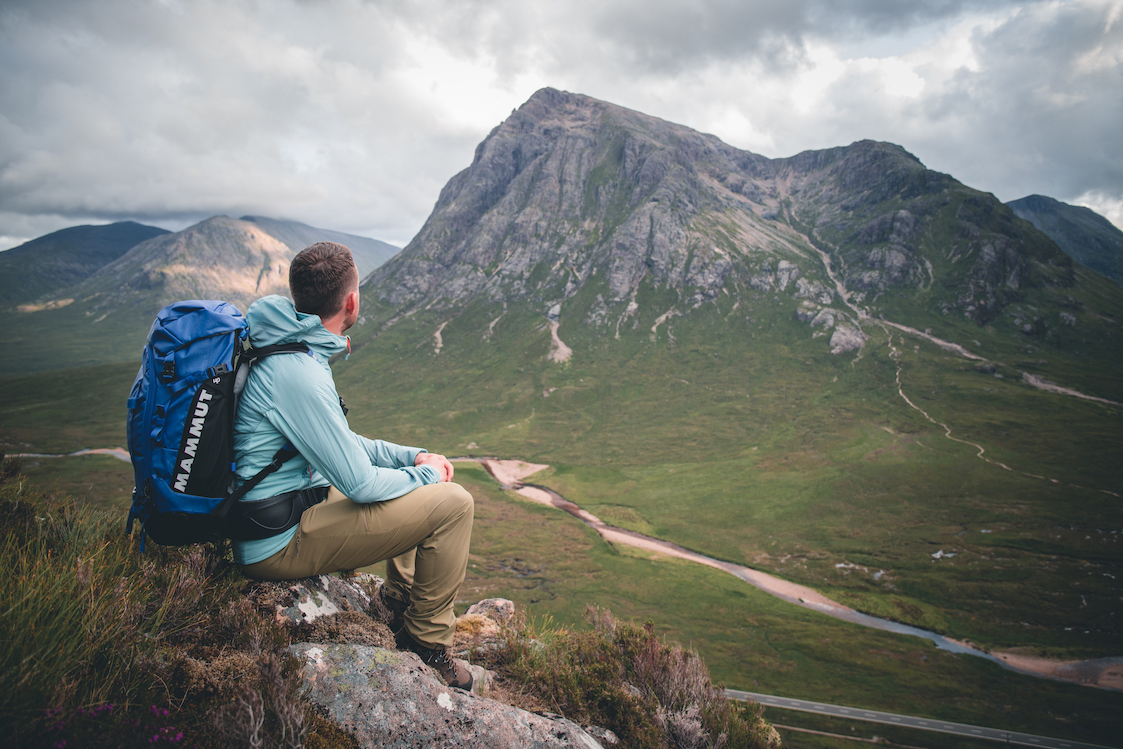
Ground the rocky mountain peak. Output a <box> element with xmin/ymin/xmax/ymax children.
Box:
<box><xmin>365</xmin><ymin>88</ymin><xmax>790</xmax><ymax>310</ymax></box>
<box><xmin>362</xmin><ymin>89</ymin><xmax>1073</xmax><ymax>356</ymax></box>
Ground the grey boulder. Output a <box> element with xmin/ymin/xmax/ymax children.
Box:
<box><xmin>289</xmin><ymin>642</ymin><xmax>605</xmax><ymax>748</ymax></box>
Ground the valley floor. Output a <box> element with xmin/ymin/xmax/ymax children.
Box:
<box><xmin>474</xmin><ymin>458</ymin><xmax>1123</xmax><ymax>692</ymax></box>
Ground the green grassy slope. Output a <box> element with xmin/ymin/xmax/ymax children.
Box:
<box><xmin>0</xmin><ymin>298</ymin><xmax>154</xmax><ymax>378</ymax></box>
<box><xmin>3</xmin><ymin>282</ymin><xmax>1120</xmax><ymax>743</ymax></box>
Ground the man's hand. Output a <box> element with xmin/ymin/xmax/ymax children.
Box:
<box><xmin>415</xmin><ymin>452</ymin><xmax>454</xmax><ymax>482</ymax></box>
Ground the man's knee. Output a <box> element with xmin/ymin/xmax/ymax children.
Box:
<box><xmin>445</xmin><ymin>482</ymin><xmax>474</xmax><ymax>518</ymax></box>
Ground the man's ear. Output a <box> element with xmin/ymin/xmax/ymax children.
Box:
<box><xmin>345</xmin><ymin>289</ymin><xmax>359</xmax><ymax>313</ymax></box>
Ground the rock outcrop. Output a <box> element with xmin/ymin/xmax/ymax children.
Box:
<box><xmin>249</xmin><ymin>574</ymin><xmax>613</xmax><ymax>748</ymax></box>
<box><xmin>289</xmin><ymin>642</ymin><xmax>608</xmax><ymax>749</ymax></box>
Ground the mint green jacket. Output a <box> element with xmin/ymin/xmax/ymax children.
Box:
<box><xmin>232</xmin><ymin>295</ymin><xmax>437</xmax><ymax>565</ymax></box>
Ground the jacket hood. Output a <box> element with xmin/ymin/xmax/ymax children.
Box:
<box><xmin>245</xmin><ymin>295</ymin><xmax>348</xmax><ymax>360</ymax></box>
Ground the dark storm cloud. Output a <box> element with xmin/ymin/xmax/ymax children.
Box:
<box><xmin>924</xmin><ymin>1</ymin><xmax>1123</xmax><ymax>201</ymax></box>
<box><xmin>582</xmin><ymin>0</ymin><xmax>1023</xmax><ymax>72</ymax></box>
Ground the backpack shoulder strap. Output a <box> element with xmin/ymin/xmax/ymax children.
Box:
<box><xmin>242</xmin><ymin>342</ymin><xmax>312</xmax><ymax>361</ymax></box>
<box><xmin>214</xmin><ymin>443</ymin><xmax>300</xmax><ymax>521</ymax></box>
<box><xmin>233</xmin><ymin>341</ymin><xmax>312</xmax><ymax>396</ymax></box>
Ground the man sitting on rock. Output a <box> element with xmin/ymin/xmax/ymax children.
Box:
<box><xmin>231</xmin><ymin>241</ymin><xmax>474</xmax><ymax>690</ymax></box>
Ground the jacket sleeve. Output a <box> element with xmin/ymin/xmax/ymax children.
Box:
<box><xmin>265</xmin><ymin>357</ymin><xmax>438</xmax><ymax>502</ymax></box>
<box><xmin>359</xmin><ymin>436</ymin><xmax>428</xmax><ymax>469</ymax></box>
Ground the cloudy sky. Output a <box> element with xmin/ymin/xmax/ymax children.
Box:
<box><xmin>1</xmin><ymin>0</ymin><xmax>1120</xmax><ymax>251</ymax></box>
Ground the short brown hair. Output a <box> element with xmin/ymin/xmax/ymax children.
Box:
<box><xmin>289</xmin><ymin>242</ymin><xmax>358</xmax><ymax>317</ymax></box>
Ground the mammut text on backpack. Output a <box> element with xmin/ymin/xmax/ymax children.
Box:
<box><xmin>172</xmin><ymin>382</ymin><xmax>230</xmax><ymax>495</ymax></box>
<box><xmin>174</xmin><ymin>388</ymin><xmax>212</xmax><ymax>491</ymax></box>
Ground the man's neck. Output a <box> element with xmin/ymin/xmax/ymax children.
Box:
<box><xmin>319</xmin><ymin>310</ymin><xmax>347</xmax><ymax>336</ymax></box>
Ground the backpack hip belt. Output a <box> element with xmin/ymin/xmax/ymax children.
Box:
<box><xmin>227</xmin><ymin>485</ymin><xmax>330</xmax><ymax>541</ymax></box>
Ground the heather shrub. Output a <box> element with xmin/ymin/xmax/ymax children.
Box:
<box><xmin>1</xmin><ymin>450</ymin><xmax>776</xmax><ymax>748</ymax></box>
<box><xmin>487</xmin><ymin>605</ymin><xmax>780</xmax><ymax>749</ymax></box>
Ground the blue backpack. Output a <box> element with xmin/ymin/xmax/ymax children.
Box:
<box><xmin>126</xmin><ymin>300</ymin><xmax>306</xmax><ymax>547</ymax></box>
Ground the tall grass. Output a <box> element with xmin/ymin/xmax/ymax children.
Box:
<box><xmin>2</xmin><ymin>453</ymin><xmax>780</xmax><ymax>748</ymax></box>
<box><xmin>0</xmin><ymin>455</ymin><xmax>311</xmax><ymax>748</ymax></box>
<box><xmin>0</xmin><ymin>466</ymin><xmax>147</xmax><ymax>720</ymax></box>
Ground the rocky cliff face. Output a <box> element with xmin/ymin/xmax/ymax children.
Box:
<box><xmin>362</xmin><ymin>88</ymin><xmax>1072</xmax><ymax>347</ymax></box>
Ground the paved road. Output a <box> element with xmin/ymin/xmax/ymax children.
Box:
<box><xmin>727</xmin><ymin>690</ymin><xmax>1115</xmax><ymax>749</ymax></box>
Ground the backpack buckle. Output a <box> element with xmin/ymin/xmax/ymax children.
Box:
<box><xmin>160</xmin><ymin>361</ymin><xmax>175</xmax><ymax>382</ymax></box>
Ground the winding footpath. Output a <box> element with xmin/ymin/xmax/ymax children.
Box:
<box><xmin>473</xmin><ymin>458</ymin><xmax>1123</xmax><ymax>692</ymax></box>
<box><xmin>809</xmin><ymin>242</ymin><xmax>1122</xmax><ymax>497</ymax></box>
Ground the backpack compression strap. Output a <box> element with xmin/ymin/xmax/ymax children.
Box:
<box><xmin>212</xmin><ymin>443</ymin><xmax>299</xmax><ymax>522</ymax></box>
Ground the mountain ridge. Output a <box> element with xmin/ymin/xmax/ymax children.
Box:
<box><xmin>1007</xmin><ymin>193</ymin><xmax>1123</xmax><ymax>285</ymax></box>
<box><xmin>0</xmin><ymin>221</ymin><xmax>169</xmax><ymax>310</ymax></box>
<box><xmin>0</xmin><ymin>215</ymin><xmax>401</xmax><ymax>377</ymax></box>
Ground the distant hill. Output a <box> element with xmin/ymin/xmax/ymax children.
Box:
<box><xmin>0</xmin><ymin>215</ymin><xmax>400</xmax><ymax>376</ymax></box>
<box><xmin>238</xmin><ymin>216</ymin><xmax>399</xmax><ymax>278</ymax></box>
<box><xmin>0</xmin><ymin>221</ymin><xmax>168</xmax><ymax>310</ymax></box>
<box><xmin>1006</xmin><ymin>194</ymin><xmax>1123</xmax><ymax>285</ymax></box>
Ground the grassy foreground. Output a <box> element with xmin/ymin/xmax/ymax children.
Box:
<box><xmin>0</xmin><ymin>458</ymin><xmax>329</xmax><ymax>749</ymax></box>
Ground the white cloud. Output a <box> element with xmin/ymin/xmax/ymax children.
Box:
<box><xmin>1074</xmin><ymin>191</ymin><xmax>1123</xmax><ymax>230</ymax></box>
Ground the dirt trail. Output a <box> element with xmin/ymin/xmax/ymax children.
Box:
<box><xmin>471</xmin><ymin>458</ymin><xmax>1122</xmax><ymax>691</ymax></box>
<box><xmin>807</xmin><ymin>235</ymin><xmax>1121</xmax><ymax>497</ymax></box>
<box><xmin>13</xmin><ymin>447</ymin><xmax>132</xmax><ymax>463</ymax></box>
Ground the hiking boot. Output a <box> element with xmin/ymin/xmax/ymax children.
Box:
<box><xmin>375</xmin><ymin>586</ymin><xmax>408</xmax><ymax>634</ymax></box>
<box><xmin>396</xmin><ymin>630</ymin><xmax>474</xmax><ymax>691</ymax></box>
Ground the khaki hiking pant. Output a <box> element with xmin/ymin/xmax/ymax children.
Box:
<box><xmin>242</xmin><ymin>482</ymin><xmax>474</xmax><ymax>649</ymax></box>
